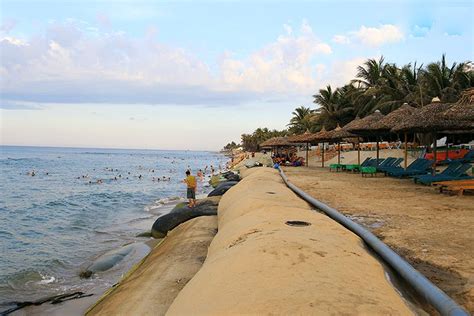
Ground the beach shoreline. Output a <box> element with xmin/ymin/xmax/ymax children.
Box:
<box><xmin>85</xmin><ymin>160</ymin><xmax>431</xmax><ymax>315</ymax></box>
<box><xmin>13</xmin><ymin>151</ymin><xmax>471</xmax><ymax>315</ymax></box>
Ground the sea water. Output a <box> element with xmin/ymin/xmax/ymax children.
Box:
<box><xmin>0</xmin><ymin>146</ymin><xmax>227</xmax><ymax>305</ymax></box>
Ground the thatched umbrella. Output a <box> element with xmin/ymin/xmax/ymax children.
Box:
<box><xmin>443</xmin><ymin>88</ymin><xmax>474</xmax><ymax>121</ymax></box>
<box><xmin>342</xmin><ymin>117</ymin><xmax>363</xmax><ymax>165</ymax></box>
<box><xmin>326</xmin><ymin>124</ymin><xmax>357</xmax><ymax>165</ymax></box>
<box><xmin>287</xmin><ymin>131</ymin><xmax>315</xmax><ymax>167</ymax></box>
<box><xmin>310</xmin><ymin>127</ymin><xmax>333</xmax><ymax>168</ymax></box>
<box><xmin>260</xmin><ymin>137</ymin><xmax>293</xmax><ymax>156</ymax></box>
<box><xmin>346</xmin><ymin>110</ymin><xmax>385</xmax><ymax>165</ymax></box>
<box><xmin>370</xmin><ymin>103</ymin><xmax>418</xmax><ymax>169</ymax></box>
<box><xmin>391</xmin><ymin>98</ymin><xmax>474</xmax><ymax>167</ymax></box>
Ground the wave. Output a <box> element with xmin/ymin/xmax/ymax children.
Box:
<box><xmin>144</xmin><ymin>196</ymin><xmax>185</xmax><ymax>212</ymax></box>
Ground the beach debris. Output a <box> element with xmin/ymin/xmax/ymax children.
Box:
<box><xmin>0</xmin><ymin>291</ymin><xmax>94</xmax><ymax>315</ymax></box>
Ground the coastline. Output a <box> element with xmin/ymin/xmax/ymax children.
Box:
<box><xmin>85</xmin><ymin>156</ymin><xmax>424</xmax><ymax>314</ymax></box>
<box><xmin>19</xmin><ymin>151</ymin><xmax>470</xmax><ymax>314</ymax></box>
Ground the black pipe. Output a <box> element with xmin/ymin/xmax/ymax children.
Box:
<box><xmin>278</xmin><ymin>167</ymin><xmax>468</xmax><ymax>316</ymax></box>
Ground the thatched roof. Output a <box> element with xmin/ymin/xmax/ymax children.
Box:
<box><xmin>370</xmin><ymin>103</ymin><xmax>418</xmax><ymax>132</ymax></box>
<box><xmin>346</xmin><ymin>110</ymin><xmax>385</xmax><ymax>135</ymax></box>
<box><xmin>342</xmin><ymin>116</ymin><xmax>361</xmax><ymax>131</ymax></box>
<box><xmin>287</xmin><ymin>131</ymin><xmax>316</xmax><ymax>143</ymax></box>
<box><xmin>392</xmin><ymin>100</ymin><xmax>474</xmax><ymax>133</ymax></box>
<box><xmin>260</xmin><ymin>137</ymin><xmax>293</xmax><ymax>147</ymax></box>
<box><xmin>327</xmin><ymin>124</ymin><xmax>356</xmax><ymax>140</ymax></box>
<box><xmin>443</xmin><ymin>88</ymin><xmax>474</xmax><ymax>121</ymax></box>
<box><xmin>457</xmin><ymin>88</ymin><xmax>474</xmax><ymax>105</ymax></box>
<box><xmin>311</xmin><ymin>126</ymin><xmax>333</xmax><ymax>142</ymax></box>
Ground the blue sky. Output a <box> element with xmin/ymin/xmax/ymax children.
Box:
<box><xmin>1</xmin><ymin>0</ymin><xmax>473</xmax><ymax>150</ymax></box>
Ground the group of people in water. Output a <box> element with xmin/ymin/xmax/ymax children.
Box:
<box><xmin>25</xmin><ymin>162</ymin><xmax>226</xmax><ymax>189</ymax></box>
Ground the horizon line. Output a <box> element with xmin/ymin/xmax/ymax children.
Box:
<box><xmin>0</xmin><ymin>144</ymin><xmax>222</xmax><ymax>153</ymax></box>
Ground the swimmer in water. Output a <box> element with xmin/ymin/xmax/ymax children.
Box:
<box><xmin>197</xmin><ymin>169</ymin><xmax>204</xmax><ymax>181</ymax></box>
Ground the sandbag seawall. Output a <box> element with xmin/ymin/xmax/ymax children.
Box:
<box><xmin>167</xmin><ymin>167</ymin><xmax>415</xmax><ymax>315</ymax></box>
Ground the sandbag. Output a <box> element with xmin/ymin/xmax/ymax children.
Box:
<box><xmin>151</xmin><ymin>198</ymin><xmax>219</xmax><ymax>238</ymax></box>
<box><xmin>224</xmin><ymin>174</ymin><xmax>240</xmax><ymax>182</ymax></box>
<box><xmin>80</xmin><ymin>244</ymin><xmax>136</xmax><ymax>278</ymax></box>
<box><xmin>207</xmin><ymin>181</ymin><xmax>238</xmax><ymax>197</ymax></box>
<box><xmin>209</xmin><ymin>175</ymin><xmax>227</xmax><ymax>188</ymax></box>
<box><xmin>221</xmin><ymin>171</ymin><xmax>234</xmax><ymax>178</ymax></box>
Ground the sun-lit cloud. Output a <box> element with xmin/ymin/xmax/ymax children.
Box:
<box><xmin>1</xmin><ymin>20</ymin><xmax>332</xmax><ymax>109</ymax></box>
<box><xmin>353</xmin><ymin>24</ymin><xmax>404</xmax><ymax>46</ymax></box>
<box><xmin>333</xmin><ymin>24</ymin><xmax>404</xmax><ymax>47</ymax></box>
<box><xmin>220</xmin><ymin>20</ymin><xmax>332</xmax><ymax>93</ymax></box>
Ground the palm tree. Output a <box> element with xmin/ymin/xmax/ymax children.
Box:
<box><xmin>313</xmin><ymin>85</ymin><xmax>355</xmax><ymax>129</ymax></box>
<box><xmin>353</xmin><ymin>56</ymin><xmax>387</xmax><ymax>88</ymax></box>
<box><xmin>287</xmin><ymin>106</ymin><xmax>315</xmax><ymax>134</ymax></box>
<box><xmin>421</xmin><ymin>54</ymin><xmax>473</xmax><ymax>103</ymax></box>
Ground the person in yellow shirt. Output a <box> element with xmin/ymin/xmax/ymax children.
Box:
<box><xmin>184</xmin><ymin>170</ymin><xmax>197</xmax><ymax>208</ymax></box>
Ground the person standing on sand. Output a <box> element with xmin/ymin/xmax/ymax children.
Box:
<box><xmin>183</xmin><ymin>170</ymin><xmax>197</xmax><ymax>208</ymax></box>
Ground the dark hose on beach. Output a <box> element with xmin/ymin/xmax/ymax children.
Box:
<box><xmin>278</xmin><ymin>167</ymin><xmax>468</xmax><ymax>316</ymax></box>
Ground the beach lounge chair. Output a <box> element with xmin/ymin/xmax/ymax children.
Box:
<box><xmin>377</xmin><ymin>158</ymin><xmax>403</xmax><ymax>172</ymax></box>
<box><xmin>460</xmin><ymin>150</ymin><xmax>474</xmax><ymax>163</ymax></box>
<box><xmin>414</xmin><ymin>163</ymin><xmax>473</xmax><ymax>185</ymax></box>
<box><xmin>366</xmin><ymin>158</ymin><xmax>385</xmax><ymax>167</ymax></box>
<box><xmin>361</xmin><ymin>166</ymin><xmax>377</xmax><ymax>177</ymax></box>
<box><xmin>386</xmin><ymin>159</ymin><xmax>433</xmax><ymax>178</ymax></box>
<box><xmin>342</xmin><ymin>158</ymin><xmax>371</xmax><ymax>172</ymax></box>
<box><xmin>434</xmin><ymin>179</ymin><xmax>474</xmax><ymax>195</ymax></box>
<box><xmin>329</xmin><ymin>163</ymin><xmax>344</xmax><ymax>172</ymax></box>
<box><xmin>345</xmin><ymin>158</ymin><xmax>385</xmax><ymax>172</ymax></box>
<box><xmin>375</xmin><ymin>157</ymin><xmax>395</xmax><ymax>169</ymax></box>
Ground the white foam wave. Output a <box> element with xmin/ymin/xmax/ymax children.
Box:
<box><xmin>37</xmin><ymin>274</ymin><xmax>56</xmax><ymax>285</ymax></box>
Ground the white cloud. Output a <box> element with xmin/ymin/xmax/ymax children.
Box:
<box><xmin>352</xmin><ymin>24</ymin><xmax>404</xmax><ymax>46</ymax></box>
<box><xmin>333</xmin><ymin>24</ymin><xmax>404</xmax><ymax>47</ymax></box>
<box><xmin>219</xmin><ymin>21</ymin><xmax>332</xmax><ymax>94</ymax></box>
<box><xmin>1</xmin><ymin>20</ymin><xmax>333</xmax><ymax>108</ymax></box>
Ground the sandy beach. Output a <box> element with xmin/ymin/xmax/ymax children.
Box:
<box><xmin>283</xmin><ymin>164</ymin><xmax>474</xmax><ymax>313</ymax></box>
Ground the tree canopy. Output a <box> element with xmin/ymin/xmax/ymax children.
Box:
<box><xmin>223</xmin><ymin>55</ymin><xmax>473</xmax><ymax>151</ymax></box>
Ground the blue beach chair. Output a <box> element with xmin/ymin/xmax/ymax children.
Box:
<box><xmin>387</xmin><ymin>159</ymin><xmax>433</xmax><ymax>178</ymax></box>
<box><xmin>414</xmin><ymin>163</ymin><xmax>473</xmax><ymax>185</ymax></box>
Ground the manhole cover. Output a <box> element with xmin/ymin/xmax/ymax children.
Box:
<box><xmin>285</xmin><ymin>220</ymin><xmax>311</xmax><ymax>227</ymax></box>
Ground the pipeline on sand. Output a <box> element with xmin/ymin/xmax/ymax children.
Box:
<box><xmin>278</xmin><ymin>167</ymin><xmax>468</xmax><ymax>316</ymax></box>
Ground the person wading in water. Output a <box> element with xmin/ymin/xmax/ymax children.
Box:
<box><xmin>184</xmin><ymin>170</ymin><xmax>197</xmax><ymax>208</ymax></box>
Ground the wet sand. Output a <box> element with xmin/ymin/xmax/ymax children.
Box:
<box><xmin>284</xmin><ymin>166</ymin><xmax>474</xmax><ymax>313</ymax></box>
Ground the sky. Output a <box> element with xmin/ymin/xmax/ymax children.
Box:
<box><xmin>1</xmin><ymin>0</ymin><xmax>473</xmax><ymax>150</ymax></box>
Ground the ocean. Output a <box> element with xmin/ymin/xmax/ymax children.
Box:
<box><xmin>0</xmin><ymin>146</ymin><xmax>227</xmax><ymax>307</ymax></box>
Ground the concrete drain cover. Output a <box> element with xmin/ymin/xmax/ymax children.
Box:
<box><xmin>285</xmin><ymin>220</ymin><xmax>311</xmax><ymax>227</ymax></box>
